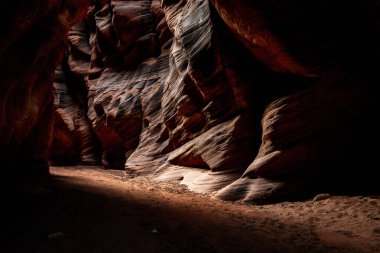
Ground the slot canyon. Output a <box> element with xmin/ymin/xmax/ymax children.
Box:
<box><xmin>0</xmin><ymin>0</ymin><xmax>379</xmax><ymax>252</ymax></box>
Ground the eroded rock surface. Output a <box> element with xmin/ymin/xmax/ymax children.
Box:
<box><xmin>49</xmin><ymin>0</ymin><xmax>380</xmax><ymax>201</ymax></box>
<box><xmin>50</xmin><ymin>62</ymin><xmax>101</xmax><ymax>165</ymax></box>
<box><xmin>0</xmin><ymin>0</ymin><xmax>89</xmax><ymax>177</ymax></box>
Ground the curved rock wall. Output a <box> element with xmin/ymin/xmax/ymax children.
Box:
<box><xmin>53</xmin><ymin>0</ymin><xmax>379</xmax><ymax>202</ymax></box>
<box><xmin>50</xmin><ymin>62</ymin><xmax>101</xmax><ymax>165</ymax></box>
<box><xmin>0</xmin><ymin>0</ymin><xmax>89</xmax><ymax>177</ymax></box>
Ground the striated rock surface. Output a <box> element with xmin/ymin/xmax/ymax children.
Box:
<box><xmin>53</xmin><ymin>0</ymin><xmax>379</xmax><ymax>202</ymax></box>
<box><xmin>49</xmin><ymin>63</ymin><xmax>101</xmax><ymax>165</ymax></box>
<box><xmin>0</xmin><ymin>0</ymin><xmax>89</xmax><ymax>177</ymax></box>
<box><xmin>215</xmin><ymin>69</ymin><xmax>376</xmax><ymax>202</ymax></box>
<box><xmin>210</xmin><ymin>0</ymin><xmax>379</xmax><ymax>201</ymax></box>
<box><xmin>49</xmin><ymin>19</ymin><xmax>101</xmax><ymax>166</ymax></box>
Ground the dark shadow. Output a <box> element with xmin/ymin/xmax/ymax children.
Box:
<box><xmin>0</xmin><ymin>168</ymin><xmax>334</xmax><ymax>253</ymax></box>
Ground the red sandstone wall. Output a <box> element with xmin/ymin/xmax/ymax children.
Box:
<box><xmin>0</xmin><ymin>0</ymin><xmax>89</xmax><ymax>176</ymax></box>
<box><xmin>2</xmin><ymin>0</ymin><xmax>377</xmax><ymax>201</ymax></box>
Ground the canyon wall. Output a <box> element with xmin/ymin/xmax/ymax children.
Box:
<box><xmin>1</xmin><ymin>0</ymin><xmax>378</xmax><ymax>201</ymax></box>
<box><xmin>0</xmin><ymin>0</ymin><xmax>89</xmax><ymax>178</ymax></box>
<box><xmin>54</xmin><ymin>0</ymin><xmax>379</xmax><ymax>201</ymax></box>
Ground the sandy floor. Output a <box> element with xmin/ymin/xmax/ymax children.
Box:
<box><xmin>1</xmin><ymin>166</ymin><xmax>379</xmax><ymax>253</ymax></box>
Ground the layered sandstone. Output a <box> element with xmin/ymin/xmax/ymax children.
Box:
<box><xmin>2</xmin><ymin>0</ymin><xmax>377</xmax><ymax>201</ymax></box>
<box><xmin>0</xmin><ymin>0</ymin><xmax>89</xmax><ymax>177</ymax></box>
<box><xmin>54</xmin><ymin>0</ymin><xmax>379</xmax><ymax>201</ymax></box>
